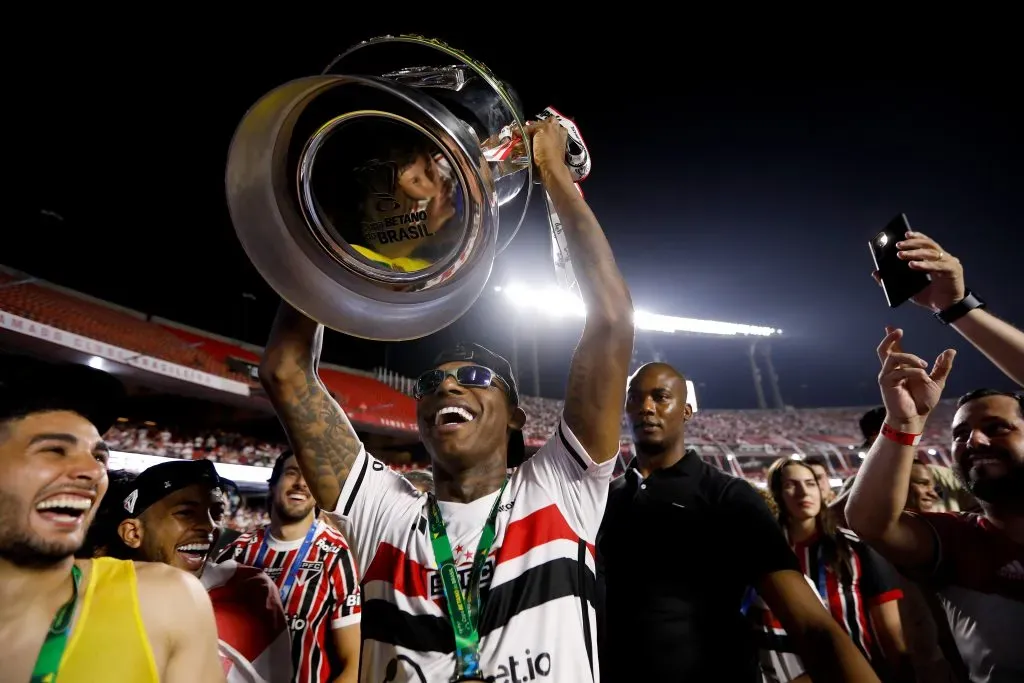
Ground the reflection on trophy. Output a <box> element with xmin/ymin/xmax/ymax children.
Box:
<box><xmin>225</xmin><ymin>35</ymin><xmax>554</xmax><ymax>342</ymax></box>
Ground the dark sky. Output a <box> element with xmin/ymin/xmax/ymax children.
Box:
<box><xmin>12</xmin><ymin>24</ymin><xmax>1022</xmax><ymax>409</ymax></box>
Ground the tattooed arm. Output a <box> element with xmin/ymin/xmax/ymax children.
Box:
<box><xmin>530</xmin><ymin>119</ymin><xmax>634</xmax><ymax>463</ymax></box>
<box><xmin>260</xmin><ymin>302</ymin><xmax>362</xmax><ymax>510</ymax></box>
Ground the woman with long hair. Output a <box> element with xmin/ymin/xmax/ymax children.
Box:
<box><xmin>765</xmin><ymin>456</ymin><xmax>912</xmax><ymax>681</ymax></box>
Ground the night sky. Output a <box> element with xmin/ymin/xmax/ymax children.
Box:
<box><xmin>14</xmin><ymin>23</ymin><xmax>1022</xmax><ymax>409</ymax></box>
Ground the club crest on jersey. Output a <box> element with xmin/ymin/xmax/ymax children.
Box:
<box><xmin>427</xmin><ymin>557</ymin><xmax>497</xmax><ymax>599</ymax></box>
<box><xmin>296</xmin><ymin>561</ymin><xmax>324</xmax><ymax>584</ymax></box>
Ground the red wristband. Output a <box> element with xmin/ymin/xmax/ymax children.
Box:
<box><xmin>881</xmin><ymin>422</ymin><xmax>922</xmax><ymax>447</ymax></box>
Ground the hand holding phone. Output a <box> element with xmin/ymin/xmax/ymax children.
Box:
<box><xmin>869</xmin><ymin>214</ymin><xmax>932</xmax><ymax>308</ymax></box>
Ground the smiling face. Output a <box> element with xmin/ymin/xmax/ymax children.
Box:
<box><xmin>907</xmin><ymin>463</ymin><xmax>939</xmax><ymax>512</ymax></box>
<box><xmin>415</xmin><ymin>361</ymin><xmax>524</xmax><ymax>473</ymax></box>
<box><xmin>119</xmin><ymin>483</ymin><xmax>223</xmax><ymax>577</ymax></box>
<box><xmin>951</xmin><ymin>394</ymin><xmax>1024</xmax><ymax>505</ymax></box>
<box><xmin>271</xmin><ymin>455</ymin><xmax>315</xmax><ymax>524</ymax></box>
<box><xmin>0</xmin><ymin>410</ymin><xmax>109</xmax><ymax>566</ymax></box>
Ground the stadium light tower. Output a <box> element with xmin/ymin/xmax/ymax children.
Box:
<box><xmin>748</xmin><ymin>342</ymin><xmax>768</xmax><ymax>410</ymax></box>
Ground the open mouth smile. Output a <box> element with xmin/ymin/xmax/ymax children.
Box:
<box><xmin>176</xmin><ymin>540</ymin><xmax>212</xmax><ymax>571</ymax></box>
<box><xmin>35</xmin><ymin>492</ymin><xmax>94</xmax><ymax>529</ymax></box>
<box><xmin>429</xmin><ymin>405</ymin><xmax>476</xmax><ymax>433</ymax></box>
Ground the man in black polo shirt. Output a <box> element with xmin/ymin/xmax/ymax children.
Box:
<box><xmin>597</xmin><ymin>362</ymin><xmax>878</xmax><ymax>682</ymax></box>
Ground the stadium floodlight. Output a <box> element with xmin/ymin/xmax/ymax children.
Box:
<box><xmin>497</xmin><ymin>283</ymin><xmax>780</xmax><ymax>337</ymax></box>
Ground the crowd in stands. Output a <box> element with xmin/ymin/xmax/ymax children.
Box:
<box><xmin>103</xmin><ymin>422</ymin><xmax>284</xmax><ymax>467</ymax></box>
<box><xmin>222</xmin><ymin>504</ymin><xmax>270</xmax><ymax>531</ymax></box>
<box><xmin>523</xmin><ymin>394</ymin><xmax>956</xmax><ymax>447</ymax></box>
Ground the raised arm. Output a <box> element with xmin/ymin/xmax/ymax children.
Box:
<box><xmin>530</xmin><ymin>118</ymin><xmax>634</xmax><ymax>463</ymax></box>
<box><xmin>846</xmin><ymin>328</ymin><xmax>956</xmax><ymax>568</ymax></box>
<box><xmin>260</xmin><ymin>302</ymin><xmax>362</xmax><ymax>510</ymax></box>
<box><xmin>894</xmin><ymin>231</ymin><xmax>1024</xmax><ymax>387</ymax></box>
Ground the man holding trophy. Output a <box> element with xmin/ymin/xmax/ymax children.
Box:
<box><xmin>258</xmin><ymin>112</ymin><xmax>633</xmax><ymax>682</ymax></box>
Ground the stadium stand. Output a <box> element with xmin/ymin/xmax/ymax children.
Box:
<box><xmin>1</xmin><ymin>265</ymin><xmax>958</xmax><ymax>503</ymax></box>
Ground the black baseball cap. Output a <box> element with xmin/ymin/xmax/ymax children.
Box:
<box><xmin>121</xmin><ymin>459</ymin><xmax>230</xmax><ymax>518</ymax></box>
<box><xmin>0</xmin><ymin>355</ymin><xmax>124</xmax><ymax>435</ymax></box>
<box><xmin>430</xmin><ymin>343</ymin><xmax>526</xmax><ymax>467</ymax></box>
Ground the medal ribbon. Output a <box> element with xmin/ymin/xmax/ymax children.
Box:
<box><xmin>427</xmin><ymin>479</ymin><xmax>509</xmax><ymax>681</ymax></box>
<box><xmin>30</xmin><ymin>564</ymin><xmax>82</xmax><ymax>683</ymax></box>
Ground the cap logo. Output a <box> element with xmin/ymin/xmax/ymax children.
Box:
<box><xmin>123</xmin><ymin>489</ymin><xmax>139</xmax><ymax>514</ymax></box>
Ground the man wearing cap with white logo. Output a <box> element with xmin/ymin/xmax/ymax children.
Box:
<box><xmin>0</xmin><ymin>356</ymin><xmax>223</xmax><ymax>683</ymax></box>
<box><xmin>87</xmin><ymin>459</ymin><xmax>292</xmax><ymax>683</ymax></box>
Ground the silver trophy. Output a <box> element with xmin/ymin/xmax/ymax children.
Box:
<box><xmin>226</xmin><ymin>35</ymin><xmax>588</xmax><ymax>342</ymax></box>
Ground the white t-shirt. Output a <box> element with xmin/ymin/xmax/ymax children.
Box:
<box><xmin>329</xmin><ymin>416</ymin><xmax>615</xmax><ymax>683</ymax></box>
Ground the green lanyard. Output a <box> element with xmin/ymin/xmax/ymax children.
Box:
<box><xmin>30</xmin><ymin>564</ymin><xmax>82</xmax><ymax>683</ymax></box>
<box><xmin>427</xmin><ymin>479</ymin><xmax>509</xmax><ymax>682</ymax></box>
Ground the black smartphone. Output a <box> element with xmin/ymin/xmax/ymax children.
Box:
<box><xmin>869</xmin><ymin>213</ymin><xmax>932</xmax><ymax>308</ymax></box>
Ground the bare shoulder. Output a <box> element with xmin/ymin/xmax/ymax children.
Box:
<box><xmin>133</xmin><ymin>562</ymin><xmax>211</xmax><ymax>612</ymax></box>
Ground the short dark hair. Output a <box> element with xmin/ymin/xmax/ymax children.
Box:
<box><xmin>79</xmin><ymin>469</ymin><xmax>140</xmax><ymax>560</ymax></box>
<box><xmin>0</xmin><ymin>358</ymin><xmax>124</xmax><ymax>436</ymax></box>
<box><xmin>267</xmin><ymin>450</ymin><xmax>295</xmax><ymax>492</ymax></box>
<box><xmin>859</xmin><ymin>407</ymin><xmax>886</xmax><ymax>441</ymax></box>
<box><xmin>956</xmin><ymin>388</ymin><xmax>1024</xmax><ymax>415</ymax></box>
<box><xmin>803</xmin><ymin>455</ymin><xmax>827</xmax><ymax>469</ymax></box>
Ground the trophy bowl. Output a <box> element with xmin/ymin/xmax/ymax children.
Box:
<box><xmin>226</xmin><ymin>35</ymin><xmax>533</xmax><ymax>341</ymax></box>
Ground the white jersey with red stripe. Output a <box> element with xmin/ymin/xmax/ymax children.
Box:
<box><xmin>218</xmin><ymin>520</ymin><xmax>362</xmax><ymax>683</ymax></box>
<box><xmin>200</xmin><ymin>559</ymin><xmax>293</xmax><ymax>683</ymax></box>
<box><xmin>329</xmin><ymin>416</ymin><xmax>615</xmax><ymax>683</ymax></box>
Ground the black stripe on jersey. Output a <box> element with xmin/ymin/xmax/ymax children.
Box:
<box><xmin>336</xmin><ymin>546</ymin><xmax>357</xmax><ymax>601</ymax></box>
<box><xmin>342</xmin><ymin>453</ymin><xmax>369</xmax><ymax>516</ymax></box>
<box><xmin>557</xmin><ymin>423</ymin><xmax>588</xmax><ymax>471</ymax></box>
<box><xmin>576</xmin><ymin>539</ymin><xmax>594</xmax><ymax>679</ymax></box>
<box><xmin>753</xmin><ymin>629</ymin><xmax>798</xmax><ymax>654</ymax></box>
<box><xmin>362</xmin><ymin>557</ymin><xmax>596</xmax><ymax>653</ymax></box>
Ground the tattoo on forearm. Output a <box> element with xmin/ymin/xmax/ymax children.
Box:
<box><xmin>276</xmin><ymin>371</ymin><xmax>362</xmax><ymax>508</ymax></box>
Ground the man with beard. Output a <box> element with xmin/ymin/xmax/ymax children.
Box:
<box><xmin>259</xmin><ymin>117</ymin><xmax>633</xmax><ymax>682</ymax></box>
<box><xmin>0</xmin><ymin>359</ymin><xmax>223</xmax><ymax>682</ymax></box>
<box><xmin>218</xmin><ymin>451</ymin><xmax>361</xmax><ymax>683</ymax></box>
<box><xmin>848</xmin><ymin>327</ymin><xmax>1024</xmax><ymax>682</ymax></box>
<box><xmin>597</xmin><ymin>362</ymin><xmax>880</xmax><ymax>682</ymax></box>
<box><xmin>86</xmin><ymin>460</ymin><xmax>293</xmax><ymax>683</ymax></box>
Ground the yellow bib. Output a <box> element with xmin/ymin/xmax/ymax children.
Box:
<box><xmin>57</xmin><ymin>558</ymin><xmax>159</xmax><ymax>682</ymax></box>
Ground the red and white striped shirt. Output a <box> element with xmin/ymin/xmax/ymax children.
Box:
<box><xmin>218</xmin><ymin>520</ymin><xmax>361</xmax><ymax>683</ymax></box>
<box><xmin>201</xmin><ymin>559</ymin><xmax>293</xmax><ymax>683</ymax></box>
<box><xmin>790</xmin><ymin>529</ymin><xmax>903</xmax><ymax>663</ymax></box>
<box><xmin>330</xmin><ymin>417</ymin><xmax>615</xmax><ymax>683</ymax></box>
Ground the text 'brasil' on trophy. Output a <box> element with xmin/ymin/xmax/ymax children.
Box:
<box><xmin>225</xmin><ymin>34</ymin><xmax>591</xmax><ymax>342</ymax></box>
